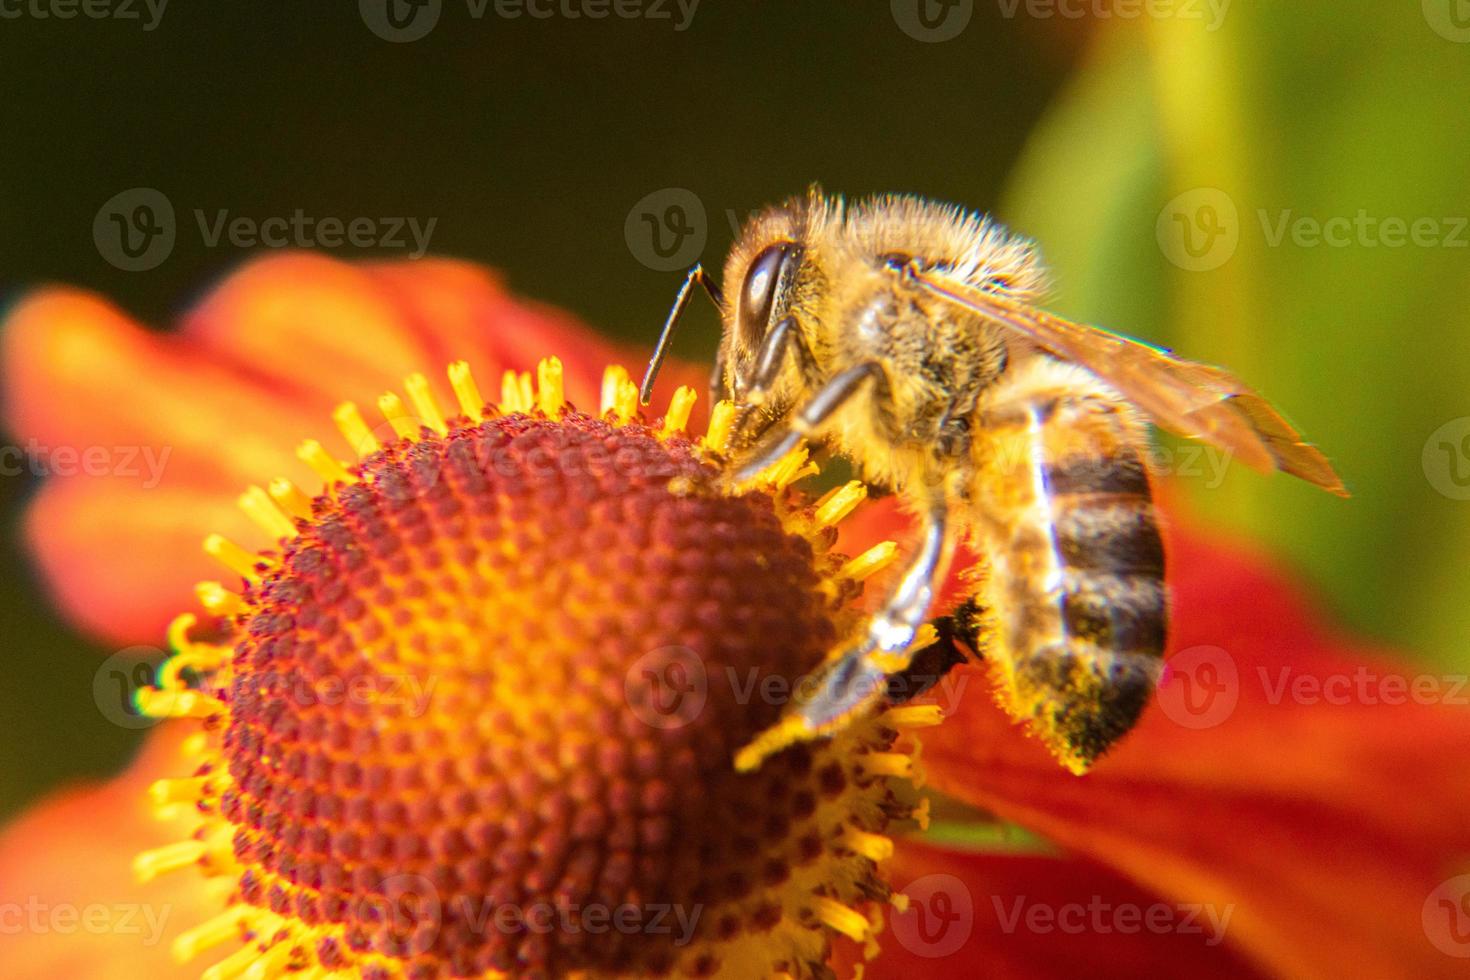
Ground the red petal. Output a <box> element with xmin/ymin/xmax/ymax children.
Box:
<box><xmin>918</xmin><ymin>515</ymin><xmax>1470</xmax><ymax>977</ymax></box>
<box><xmin>0</xmin><ymin>726</ymin><xmax>220</xmax><ymax>979</ymax></box>
<box><xmin>844</xmin><ymin>837</ymin><xmax>1264</xmax><ymax>978</ymax></box>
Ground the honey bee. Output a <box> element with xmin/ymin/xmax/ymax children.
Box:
<box><xmin>640</xmin><ymin>188</ymin><xmax>1347</xmax><ymax>775</ymax></box>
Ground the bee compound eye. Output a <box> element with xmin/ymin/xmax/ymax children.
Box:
<box><xmin>738</xmin><ymin>241</ymin><xmax>800</xmax><ymax>345</ymax></box>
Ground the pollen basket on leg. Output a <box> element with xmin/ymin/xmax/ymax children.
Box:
<box><xmin>139</xmin><ymin>363</ymin><xmax>927</xmax><ymax>979</ymax></box>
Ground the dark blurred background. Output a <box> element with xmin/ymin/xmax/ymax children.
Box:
<box><xmin>3</xmin><ymin>2</ymin><xmax>1468</xmax><ymax>823</ymax></box>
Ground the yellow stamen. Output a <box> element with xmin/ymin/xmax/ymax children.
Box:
<box><xmin>238</xmin><ymin>486</ymin><xmax>297</xmax><ymax>541</ymax></box>
<box><xmin>881</xmin><ymin>704</ymin><xmax>945</xmax><ymax>729</ymax></box>
<box><xmin>858</xmin><ymin>751</ymin><xmax>915</xmax><ymax>780</ymax></box>
<box><xmin>201</xmin><ymin>943</ymin><xmax>264</xmax><ymax>980</ymax></box>
<box><xmin>136</xmin><ymin>687</ymin><xmax>213</xmax><ymax>719</ymax></box>
<box><xmin>814</xmin><ymin>481</ymin><xmax>869</xmax><ymax>527</ymax></box>
<box><xmin>840</xmin><ymin>826</ymin><xmax>895</xmax><ymax>862</ymax></box>
<box><xmin>536</xmin><ymin>356</ymin><xmax>565</xmax><ymax>416</ymax></box>
<box><xmin>268</xmin><ymin>478</ymin><xmax>313</xmax><ymax>521</ymax></box>
<box><xmin>133</xmin><ymin>839</ymin><xmax>206</xmax><ymax>883</ymax></box>
<box><xmin>376</xmin><ymin>392</ymin><xmax>420</xmax><ymax>441</ymax></box>
<box><xmin>702</xmin><ymin>399</ymin><xmax>737</xmax><ymax>454</ymax></box>
<box><xmin>839</xmin><ymin>541</ymin><xmax>898</xmax><ymax>582</ymax></box>
<box><xmin>149</xmin><ymin>776</ymin><xmax>212</xmax><ymax>808</ymax></box>
<box><xmin>204</xmin><ymin>534</ymin><xmax>268</xmax><ymax>581</ymax></box>
<box><xmin>660</xmin><ymin>385</ymin><xmax>697</xmax><ymax>438</ymax></box>
<box><xmin>242</xmin><ymin>940</ymin><xmax>294</xmax><ymax>980</ymax></box>
<box><xmin>404</xmin><ymin>372</ymin><xmax>449</xmax><ymax>435</ymax></box>
<box><xmin>296</xmin><ymin>440</ymin><xmax>355</xmax><ymax>487</ymax></box>
<box><xmin>812</xmin><ymin>896</ymin><xmax>871</xmax><ymax>943</ymax></box>
<box><xmin>195</xmin><ymin>581</ymin><xmax>246</xmax><ymax>616</ymax></box>
<box><xmin>447</xmin><ymin>360</ymin><xmax>486</xmax><ymax>422</ymax></box>
<box><xmin>331</xmin><ymin>402</ymin><xmax>379</xmax><ymax>458</ymax></box>
<box><xmin>600</xmin><ymin>364</ymin><xmax>630</xmax><ymax>417</ymax></box>
<box><xmin>172</xmin><ymin>907</ymin><xmax>253</xmax><ymax>964</ymax></box>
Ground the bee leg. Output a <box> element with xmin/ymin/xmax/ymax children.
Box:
<box><xmin>733</xmin><ymin>361</ymin><xmax>884</xmax><ymax>481</ymax></box>
<box><xmin>736</xmin><ymin>497</ymin><xmax>952</xmax><ymax>770</ymax></box>
<box><xmin>729</xmin><ymin>315</ymin><xmax>820</xmax><ymax>446</ymax></box>
<box><xmin>798</xmin><ymin>498</ymin><xmax>951</xmax><ymax>728</ymax></box>
<box><xmin>639</xmin><ymin>263</ymin><xmax>724</xmax><ymax>405</ymax></box>
<box><xmin>882</xmin><ymin>597</ymin><xmax>986</xmax><ymax>705</ymax></box>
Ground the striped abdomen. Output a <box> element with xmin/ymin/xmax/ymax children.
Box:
<box><xmin>968</xmin><ymin>357</ymin><xmax>1167</xmax><ymax>773</ymax></box>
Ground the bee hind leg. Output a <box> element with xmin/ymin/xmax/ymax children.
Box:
<box><xmin>735</xmin><ymin>497</ymin><xmax>951</xmax><ymax>770</ymax></box>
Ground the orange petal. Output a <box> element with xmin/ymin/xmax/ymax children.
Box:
<box><xmin>3</xmin><ymin>254</ymin><xmax>708</xmax><ymax>646</ymax></box>
<box><xmin>0</xmin><ymin>725</ymin><xmax>222</xmax><ymax>979</ymax></box>
<box><xmin>23</xmin><ymin>479</ymin><xmax>259</xmax><ymax>645</ymax></box>
<box><xmin>918</xmin><ymin>518</ymin><xmax>1470</xmax><ymax>978</ymax></box>
<box><xmin>844</xmin><ymin>837</ymin><xmax>1263</xmax><ymax>978</ymax></box>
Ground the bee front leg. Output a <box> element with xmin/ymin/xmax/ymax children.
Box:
<box><xmin>732</xmin><ymin>361</ymin><xmax>884</xmax><ymax>479</ymax></box>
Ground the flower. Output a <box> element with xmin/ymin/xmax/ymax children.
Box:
<box><xmin>3</xmin><ymin>254</ymin><xmax>1469</xmax><ymax>978</ymax></box>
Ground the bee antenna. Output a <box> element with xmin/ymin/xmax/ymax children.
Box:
<box><xmin>639</xmin><ymin>264</ymin><xmax>723</xmax><ymax>405</ymax></box>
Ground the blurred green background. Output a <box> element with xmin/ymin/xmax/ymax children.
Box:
<box><xmin>2</xmin><ymin>3</ymin><xmax>1468</xmax><ymax>825</ymax></box>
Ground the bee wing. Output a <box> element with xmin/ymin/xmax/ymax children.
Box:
<box><xmin>912</xmin><ymin>269</ymin><xmax>1349</xmax><ymax>496</ymax></box>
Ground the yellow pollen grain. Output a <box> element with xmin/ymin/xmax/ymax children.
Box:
<box><xmin>195</xmin><ymin>581</ymin><xmax>245</xmax><ymax>616</ymax></box>
<box><xmin>881</xmin><ymin>704</ymin><xmax>945</xmax><ymax>729</ymax></box>
<box><xmin>238</xmin><ymin>486</ymin><xmax>297</xmax><ymax>541</ymax></box>
<box><xmin>814</xmin><ymin>481</ymin><xmax>869</xmax><ymax>527</ymax></box>
<box><xmin>204</xmin><ymin>534</ymin><xmax>268</xmax><ymax>581</ymax></box>
<box><xmin>331</xmin><ymin>402</ymin><xmax>379</xmax><ymax>458</ymax></box>
<box><xmin>296</xmin><ymin>440</ymin><xmax>355</xmax><ymax>487</ymax></box>
<box><xmin>812</xmin><ymin>896</ymin><xmax>871</xmax><ymax>943</ymax></box>
<box><xmin>702</xmin><ymin>399</ymin><xmax>737</xmax><ymax>454</ymax></box>
<box><xmin>600</xmin><ymin>364</ymin><xmax>630</xmax><ymax>417</ymax></box>
<box><xmin>268</xmin><ymin>479</ymin><xmax>313</xmax><ymax>521</ymax></box>
<box><xmin>840</xmin><ymin>826</ymin><xmax>895</xmax><ymax>862</ymax></box>
<box><xmin>404</xmin><ymin>372</ymin><xmax>449</xmax><ymax>435</ymax></box>
<box><xmin>660</xmin><ymin>385</ymin><xmax>697</xmax><ymax>438</ymax></box>
<box><xmin>447</xmin><ymin>360</ymin><xmax>485</xmax><ymax>422</ymax></box>
<box><xmin>839</xmin><ymin>541</ymin><xmax>898</xmax><ymax>582</ymax></box>
<box><xmin>376</xmin><ymin>392</ymin><xmax>420</xmax><ymax>441</ymax></box>
<box><xmin>536</xmin><ymin>357</ymin><xmax>565</xmax><ymax>416</ymax></box>
<box><xmin>912</xmin><ymin>797</ymin><xmax>932</xmax><ymax>831</ymax></box>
